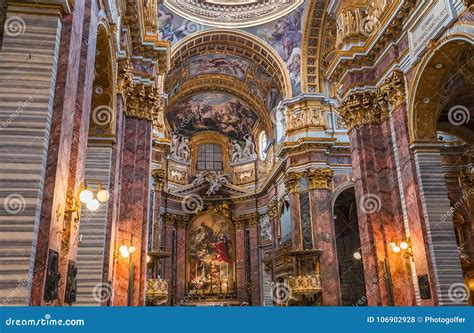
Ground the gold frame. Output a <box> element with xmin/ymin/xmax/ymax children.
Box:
<box><xmin>185</xmin><ymin>212</ymin><xmax>237</xmax><ymax>295</ymax></box>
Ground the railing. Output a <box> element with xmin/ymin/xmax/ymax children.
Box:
<box><xmin>288</xmin><ymin>275</ymin><xmax>322</xmax><ymax>296</ymax></box>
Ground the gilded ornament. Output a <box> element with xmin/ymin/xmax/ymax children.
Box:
<box><xmin>306</xmin><ymin>168</ymin><xmax>334</xmax><ymax>190</ymax></box>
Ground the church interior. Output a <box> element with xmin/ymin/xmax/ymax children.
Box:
<box><xmin>0</xmin><ymin>0</ymin><xmax>473</xmax><ymax>307</ymax></box>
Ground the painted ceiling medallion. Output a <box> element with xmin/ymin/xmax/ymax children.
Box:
<box><xmin>163</xmin><ymin>0</ymin><xmax>304</xmax><ymax>28</ymax></box>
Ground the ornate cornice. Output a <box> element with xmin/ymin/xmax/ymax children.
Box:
<box><xmin>284</xmin><ymin>172</ymin><xmax>303</xmax><ymax>194</ymax></box>
<box><xmin>339</xmin><ymin>91</ymin><xmax>389</xmax><ymax>131</ymax></box>
<box><xmin>305</xmin><ymin>167</ymin><xmax>334</xmax><ymax>190</ymax></box>
<box><xmin>378</xmin><ymin>70</ymin><xmax>406</xmax><ymax>111</ymax></box>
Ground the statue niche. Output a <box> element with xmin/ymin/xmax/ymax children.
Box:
<box><xmin>187</xmin><ymin>214</ymin><xmax>236</xmax><ymax>297</ymax></box>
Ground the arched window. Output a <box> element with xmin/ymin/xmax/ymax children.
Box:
<box><xmin>196</xmin><ymin>144</ymin><xmax>223</xmax><ymax>171</ymax></box>
<box><xmin>259</xmin><ymin>131</ymin><xmax>267</xmax><ymax>160</ymax></box>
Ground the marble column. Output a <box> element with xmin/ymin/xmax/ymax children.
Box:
<box><xmin>284</xmin><ymin>172</ymin><xmax>303</xmax><ymax>254</ymax></box>
<box><xmin>248</xmin><ymin>217</ymin><xmax>261</xmax><ymax>305</ymax></box>
<box><xmin>235</xmin><ymin>221</ymin><xmax>246</xmax><ymax>302</ymax></box>
<box><xmin>163</xmin><ymin>216</ymin><xmax>174</xmax><ymax>305</ymax></box>
<box><xmin>390</xmin><ymin>100</ymin><xmax>437</xmax><ymax>305</ymax></box>
<box><xmin>175</xmin><ymin>220</ymin><xmax>187</xmax><ymax>303</ymax></box>
<box><xmin>151</xmin><ymin>169</ymin><xmax>165</xmax><ymax>250</ymax></box>
<box><xmin>112</xmin><ymin>115</ymin><xmax>152</xmax><ymax>306</ymax></box>
<box><xmin>307</xmin><ymin>168</ymin><xmax>341</xmax><ymax>305</ymax></box>
<box><xmin>340</xmin><ymin>90</ymin><xmax>416</xmax><ymax>306</ymax></box>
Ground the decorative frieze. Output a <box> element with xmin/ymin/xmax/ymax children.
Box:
<box><xmin>285</xmin><ymin>107</ymin><xmax>328</xmax><ymax>134</ymax></box>
<box><xmin>339</xmin><ymin>91</ymin><xmax>389</xmax><ymax>131</ymax></box>
<box><xmin>305</xmin><ymin>168</ymin><xmax>334</xmax><ymax>190</ymax></box>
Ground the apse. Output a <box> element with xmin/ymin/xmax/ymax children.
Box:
<box><xmin>167</xmin><ymin>91</ymin><xmax>258</xmax><ymax>141</ymax></box>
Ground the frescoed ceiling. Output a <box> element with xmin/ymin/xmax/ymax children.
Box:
<box><xmin>159</xmin><ymin>1</ymin><xmax>307</xmax><ymax>96</ymax></box>
<box><xmin>162</xmin><ymin>0</ymin><xmax>304</xmax><ymax>28</ymax></box>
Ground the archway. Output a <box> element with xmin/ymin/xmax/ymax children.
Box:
<box><xmin>333</xmin><ymin>187</ymin><xmax>366</xmax><ymax>306</ymax></box>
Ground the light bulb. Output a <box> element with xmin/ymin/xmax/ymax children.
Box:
<box><xmin>79</xmin><ymin>189</ymin><xmax>93</xmax><ymax>204</ymax></box>
<box><xmin>353</xmin><ymin>251</ymin><xmax>362</xmax><ymax>260</ymax></box>
<box><xmin>400</xmin><ymin>241</ymin><xmax>409</xmax><ymax>250</ymax></box>
<box><xmin>128</xmin><ymin>245</ymin><xmax>136</xmax><ymax>254</ymax></box>
<box><xmin>120</xmin><ymin>244</ymin><xmax>128</xmax><ymax>253</ymax></box>
<box><xmin>87</xmin><ymin>198</ymin><xmax>100</xmax><ymax>211</ymax></box>
<box><xmin>392</xmin><ymin>246</ymin><xmax>401</xmax><ymax>254</ymax></box>
<box><xmin>96</xmin><ymin>189</ymin><xmax>110</xmax><ymax>203</ymax></box>
<box><xmin>146</xmin><ymin>255</ymin><xmax>150</xmax><ymax>263</ymax></box>
<box><xmin>120</xmin><ymin>249</ymin><xmax>129</xmax><ymax>258</ymax></box>
<box><xmin>388</xmin><ymin>241</ymin><xmax>396</xmax><ymax>249</ymax></box>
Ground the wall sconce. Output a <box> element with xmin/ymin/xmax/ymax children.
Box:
<box><xmin>353</xmin><ymin>248</ymin><xmax>362</xmax><ymax>260</ymax></box>
<box><xmin>389</xmin><ymin>237</ymin><xmax>414</xmax><ymax>261</ymax></box>
<box><xmin>116</xmin><ymin>235</ymin><xmax>138</xmax><ymax>259</ymax></box>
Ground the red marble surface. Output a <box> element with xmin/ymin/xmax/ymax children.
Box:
<box><xmin>151</xmin><ymin>190</ymin><xmax>162</xmax><ymax>250</ymax></box>
<box><xmin>164</xmin><ymin>222</ymin><xmax>174</xmax><ymax>305</ymax></box>
<box><xmin>176</xmin><ymin>224</ymin><xmax>186</xmax><ymax>303</ymax></box>
<box><xmin>350</xmin><ymin>117</ymin><xmax>417</xmax><ymax>306</ymax></box>
<box><xmin>391</xmin><ymin>104</ymin><xmax>439</xmax><ymax>305</ymax></box>
<box><xmin>235</xmin><ymin>224</ymin><xmax>246</xmax><ymax>302</ymax></box>
<box><xmin>30</xmin><ymin>0</ymin><xmax>98</xmax><ymax>305</ymax></box>
<box><xmin>112</xmin><ymin>117</ymin><xmax>152</xmax><ymax>306</ymax></box>
<box><xmin>310</xmin><ymin>189</ymin><xmax>341</xmax><ymax>305</ymax></box>
<box><xmin>248</xmin><ymin>223</ymin><xmax>260</xmax><ymax>305</ymax></box>
<box><xmin>290</xmin><ymin>192</ymin><xmax>302</xmax><ymax>253</ymax></box>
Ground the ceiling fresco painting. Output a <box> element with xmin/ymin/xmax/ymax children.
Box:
<box><xmin>167</xmin><ymin>91</ymin><xmax>258</xmax><ymax>141</ymax></box>
<box><xmin>188</xmin><ymin>54</ymin><xmax>251</xmax><ymax>81</ymax></box>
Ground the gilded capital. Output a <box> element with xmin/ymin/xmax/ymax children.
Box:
<box><xmin>284</xmin><ymin>172</ymin><xmax>302</xmax><ymax>194</ymax></box>
<box><xmin>124</xmin><ymin>83</ymin><xmax>162</xmax><ymax>121</ymax></box>
<box><xmin>152</xmin><ymin>169</ymin><xmax>166</xmax><ymax>191</ymax></box>
<box><xmin>267</xmin><ymin>199</ymin><xmax>279</xmax><ymax>218</ymax></box>
<box><xmin>378</xmin><ymin>70</ymin><xmax>406</xmax><ymax>110</ymax></box>
<box><xmin>339</xmin><ymin>92</ymin><xmax>389</xmax><ymax>131</ymax></box>
<box><xmin>306</xmin><ymin>168</ymin><xmax>334</xmax><ymax>190</ymax></box>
